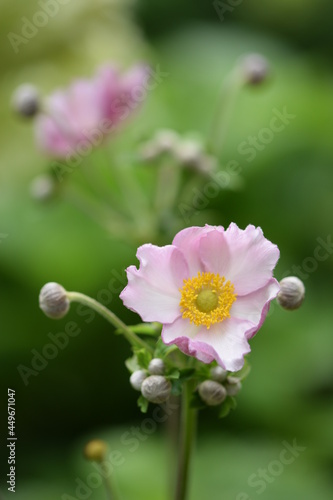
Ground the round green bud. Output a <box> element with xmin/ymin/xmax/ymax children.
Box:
<box><xmin>225</xmin><ymin>377</ymin><xmax>242</xmax><ymax>396</ymax></box>
<box><xmin>148</xmin><ymin>358</ymin><xmax>165</xmax><ymax>375</ymax></box>
<box><xmin>30</xmin><ymin>174</ymin><xmax>55</xmax><ymax>201</ymax></box>
<box><xmin>240</xmin><ymin>53</ymin><xmax>269</xmax><ymax>85</ymax></box>
<box><xmin>12</xmin><ymin>83</ymin><xmax>40</xmax><ymax>117</ymax></box>
<box><xmin>130</xmin><ymin>370</ymin><xmax>147</xmax><ymax>391</ymax></box>
<box><xmin>39</xmin><ymin>282</ymin><xmax>69</xmax><ymax>319</ymax></box>
<box><xmin>84</xmin><ymin>439</ymin><xmax>108</xmax><ymax>462</ymax></box>
<box><xmin>210</xmin><ymin>366</ymin><xmax>228</xmax><ymax>382</ymax></box>
<box><xmin>277</xmin><ymin>276</ymin><xmax>305</xmax><ymax>310</ymax></box>
<box><xmin>141</xmin><ymin>375</ymin><xmax>171</xmax><ymax>404</ymax></box>
<box><xmin>198</xmin><ymin>380</ymin><xmax>227</xmax><ymax>406</ymax></box>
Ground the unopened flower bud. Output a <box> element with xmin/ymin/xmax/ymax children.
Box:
<box><xmin>277</xmin><ymin>276</ymin><xmax>305</xmax><ymax>310</ymax></box>
<box><xmin>148</xmin><ymin>358</ymin><xmax>165</xmax><ymax>375</ymax></box>
<box><xmin>139</xmin><ymin>129</ymin><xmax>180</xmax><ymax>161</ymax></box>
<box><xmin>240</xmin><ymin>54</ymin><xmax>269</xmax><ymax>85</ymax></box>
<box><xmin>225</xmin><ymin>377</ymin><xmax>242</xmax><ymax>396</ymax></box>
<box><xmin>84</xmin><ymin>439</ymin><xmax>108</xmax><ymax>462</ymax></box>
<box><xmin>174</xmin><ymin>139</ymin><xmax>203</xmax><ymax>167</ymax></box>
<box><xmin>12</xmin><ymin>84</ymin><xmax>40</xmax><ymax>117</ymax></box>
<box><xmin>30</xmin><ymin>174</ymin><xmax>55</xmax><ymax>201</ymax></box>
<box><xmin>154</xmin><ymin>129</ymin><xmax>180</xmax><ymax>153</ymax></box>
<box><xmin>198</xmin><ymin>380</ymin><xmax>227</xmax><ymax>406</ymax></box>
<box><xmin>141</xmin><ymin>375</ymin><xmax>171</xmax><ymax>404</ymax></box>
<box><xmin>39</xmin><ymin>282</ymin><xmax>69</xmax><ymax>319</ymax></box>
<box><xmin>210</xmin><ymin>366</ymin><xmax>228</xmax><ymax>382</ymax></box>
<box><xmin>130</xmin><ymin>370</ymin><xmax>147</xmax><ymax>391</ymax></box>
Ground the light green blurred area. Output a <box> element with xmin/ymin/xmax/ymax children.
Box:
<box><xmin>1</xmin><ymin>0</ymin><xmax>333</xmax><ymax>498</ymax></box>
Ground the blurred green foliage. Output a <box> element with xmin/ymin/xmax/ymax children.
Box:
<box><xmin>1</xmin><ymin>0</ymin><xmax>333</xmax><ymax>498</ymax></box>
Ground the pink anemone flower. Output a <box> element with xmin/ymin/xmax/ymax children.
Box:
<box><xmin>120</xmin><ymin>224</ymin><xmax>280</xmax><ymax>371</ymax></box>
<box><xmin>35</xmin><ymin>64</ymin><xmax>149</xmax><ymax>158</ymax></box>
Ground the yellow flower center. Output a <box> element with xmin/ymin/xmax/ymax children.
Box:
<box><xmin>179</xmin><ymin>272</ymin><xmax>237</xmax><ymax>329</ymax></box>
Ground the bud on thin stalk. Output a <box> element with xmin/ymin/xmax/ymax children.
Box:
<box><xmin>84</xmin><ymin>439</ymin><xmax>108</xmax><ymax>462</ymax></box>
<box><xmin>39</xmin><ymin>282</ymin><xmax>70</xmax><ymax>319</ymax></box>
<box><xmin>239</xmin><ymin>53</ymin><xmax>270</xmax><ymax>86</ymax></box>
<box><xmin>11</xmin><ymin>83</ymin><xmax>40</xmax><ymax>118</ymax></box>
<box><xmin>277</xmin><ymin>276</ymin><xmax>305</xmax><ymax>310</ymax></box>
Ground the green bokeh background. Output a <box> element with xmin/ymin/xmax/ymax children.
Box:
<box><xmin>1</xmin><ymin>1</ymin><xmax>333</xmax><ymax>498</ymax></box>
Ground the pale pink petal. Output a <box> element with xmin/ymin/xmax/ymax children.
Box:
<box><xmin>162</xmin><ymin>316</ymin><xmax>251</xmax><ymax>371</ymax></box>
<box><xmin>199</xmin><ymin>228</ymin><xmax>231</xmax><ymax>276</ymax></box>
<box><xmin>193</xmin><ymin>319</ymin><xmax>251</xmax><ymax>371</ymax></box>
<box><xmin>35</xmin><ymin>115</ymin><xmax>74</xmax><ymax>157</ymax></box>
<box><xmin>223</xmin><ymin>223</ymin><xmax>279</xmax><ymax>295</ymax></box>
<box><xmin>96</xmin><ymin>65</ymin><xmax>123</xmax><ymax>123</ymax></box>
<box><xmin>172</xmin><ymin>225</ymin><xmax>222</xmax><ymax>275</ymax></box>
<box><xmin>162</xmin><ymin>318</ymin><xmax>214</xmax><ymax>363</ymax></box>
<box><xmin>34</xmin><ymin>64</ymin><xmax>149</xmax><ymax>157</ymax></box>
<box><xmin>231</xmin><ymin>278</ymin><xmax>280</xmax><ymax>338</ymax></box>
<box><xmin>121</xmin><ymin>64</ymin><xmax>150</xmax><ymax>97</ymax></box>
<box><xmin>120</xmin><ymin>244</ymin><xmax>188</xmax><ymax>323</ymax></box>
<box><xmin>66</xmin><ymin>80</ymin><xmax>101</xmax><ymax>131</ymax></box>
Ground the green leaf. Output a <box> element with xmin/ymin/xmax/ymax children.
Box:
<box><xmin>154</xmin><ymin>338</ymin><xmax>170</xmax><ymax>358</ymax></box>
<box><xmin>167</xmin><ymin>369</ymin><xmax>180</xmax><ymax>380</ymax></box>
<box><xmin>178</xmin><ymin>368</ymin><xmax>196</xmax><ymax>381</ymax></box>
<box><xmin>128</xmin><ymin>323</ymin><xmax>161</xmax><ymax>336</ymax></box>
<box><xmin>218</xmin><ymin>397</ymin><xmax>237</xmax><ymax>418</ymax></box>
<box><xmin>134</xmin><ymin>348</ymin><xmax>152</xmax><ymax>369</ymax></box>
<box><xmin>196</xmin><ymin>364</ymin><xmax>211</xmax><ymax>379</ymax></box>
<box><xmin>190</xmin><ymin>391</ymin><xmax>207</xmax><ymax>410</ymax></box>
<box><xmin>171</xmin><ymin>380</ymin><xmax>183</xmax><ymax>397</ymax></box>
<box><xmin>125</xmin><ymin>354</ymin><xmax>140</xmax><ymax>373</ymax></box>
<box><xmin>137</xmin><ymin>395</ymin><xmax>149</xmax><ymax>413</ymax></box>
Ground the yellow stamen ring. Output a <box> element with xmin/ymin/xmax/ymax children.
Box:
<box><xmin>179</xmin><ymin>272</ymin><xmax>237</xmax><ymax>329</ymax></box>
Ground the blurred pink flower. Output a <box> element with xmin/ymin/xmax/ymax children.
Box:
<box><xmin>120</xmin><ymin>224</ymin><xmax>280</xmax><ymax>371</ymax></box>
<box><xmin>35</xmin><ymin>64</ymin><xmax>149</xmax><ymax>158</ymax></box>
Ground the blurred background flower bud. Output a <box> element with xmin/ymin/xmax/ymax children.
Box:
<box><xmin>174</xmin><ymin>138</ymin><xmax>203</xmax><ymax>167</ymax></box>
<box><xmin>30</xmin><ymin>174</ymin><xmax>55</xmax><ymax>202</ymax></box>
<box><xmin>141</xmin><ymin>375</ymin><xmax>171</xmax><ymax>404</ymax></box>
<box><xmin>210</xmin><ymin>366</ymin><xmax>228</xmax><ymax>382</ymax></box>
<box><xmin>84</xmin><ymin>439</ymin><xmax>108</xmax><ymax>462</ymax></box>
<box><xmin>148</xmin><ymin>358</ymin><xmax>165</xmax><ymax>375</ymax></box>
<box><xmin>240</xmin><ymin>53</ymin><xmax>269</xmax><ymax>85</ymax></box>
<box><xmin>130</xmin><ymin>370</ymin><xmax>147</xmax><ymax>391</ymax></box>
<box><xmin>225</xmin><ymin>376</ymin><xmax>242</xmax><ymax>396</ymax></box>
<box><xmin>277</xmin><ymin>276</ymin><xmax>305</xmax><ymax>310</ymax></box>
<box><xmin>154</xmin><ymin>129</ymin><xmax>180</xmax><ymax>153</ymax></box>
<box><xmin>140</xmin><ymin>129</ymin><xmax>180</xmax><ymax>161</ymax></box>
<box><xmin>11</xmin><ymin>83</ymin><xmax>40</xmax><ymax>118</ymax></box>
<box><xmin>198</xmin><ymin>380</ymin><xmax>227</xmax><ymax>406</ymax></box>
<box><xmin>39</xmin><ymin>282</ymin><xmax>69</xmax><ymax>319</ymax></box>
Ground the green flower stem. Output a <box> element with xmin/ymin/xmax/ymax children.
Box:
<box><xmin>61</xmin><ymin>184</ymin><xmax>133</xmax><ymax>238</ymax></box>
<box><xmin>66</xmin><ymin>292</ymin><xmax>153</xmax><ymax>353</ymax></box>
<box><xmin>103</xmin><ymin>474</ymin><xmax>119</xmax><ymax>500</ymax></box>
<box><xmin>208</xmin><ymin>67</ymin><xmax>244</xmax><ymax>157</ymax></box>
<box><xmin>154</xmin><ymin>160</ymin><xmax>181</xmax><ymax>216</ymax></box>
<box><xmin>101</xmin><ymin>150</ymin><xmax>155</xmax><ymax>238</ymax></box>
<box><xmin>174</xmin><ymin>381</ymin><xmax>197</xmax><ymax>500</ymax></box>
